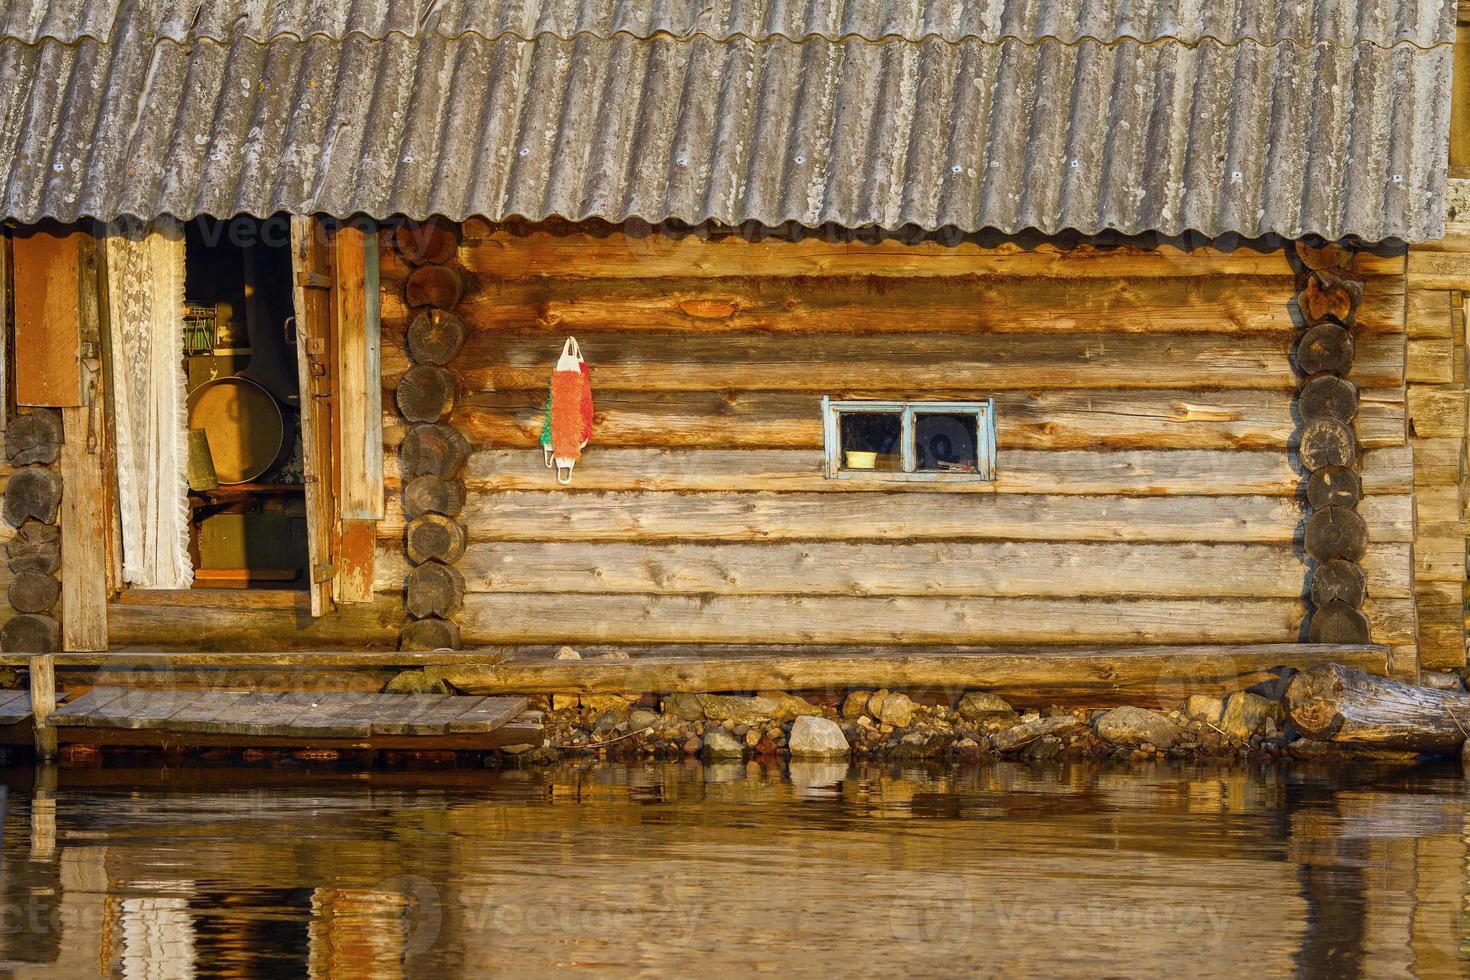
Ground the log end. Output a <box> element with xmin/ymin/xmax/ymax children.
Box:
<box><xmin>1284</xmin><ymin>663</ymin><xmax>1348</xmax><ymax>740</ymax></box>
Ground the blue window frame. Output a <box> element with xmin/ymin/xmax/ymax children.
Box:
<box><xmin>821</xmin><ymin>398</ymin><xmax>997</xmax><ymax>482</ymax></box>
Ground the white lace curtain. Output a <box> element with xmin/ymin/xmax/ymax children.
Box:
<box><xmin>105</xmin><ymin>218</ymin><xmax>193</xmax><ymax>589</ymax></box>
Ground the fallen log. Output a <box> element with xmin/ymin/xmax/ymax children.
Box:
<box><xmin>1285</xmin><ymin>663</ymin><xmax>1470</xmax><ymax>753</ymax></box>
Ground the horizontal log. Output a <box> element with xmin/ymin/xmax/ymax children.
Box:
<box><xmin>107</xmin><ymin>593</ymin><xmax>403</xmax><ymax>651</ymax></box>
<box><xmin>402</xmin><ymin>220</ymin><xmax>1405</xmax><ymax>280</ymax></box>
<box><xmin>372</xmin><ymin>540</ymin><xmax>1414</xmax><ymax>600</ymax></box>
<box><xmin>383</xmin><ymin>388</ymin><xmax>1409</xmax><ymax>452</ymax></box>
<box><xmin>443</xmin><ymin>593</ymin><xmax>1398</xmax><ymax>645</ymax></box>
<box><xmin>1286</xmin><ymin>662</ymin><xmax>1470</xmax><ymax>752</ymax></box>
<box><xmin>429</xmin><ymin>642</ymin><xmax>1391</xmax><ymax>705</ymax></box>
<box><xmin>385</xmin><ymin>446</ymin><xmax>1412</xmax><ymax>497</ymax></box>
<box><xmin>379</xmin><ymin>331</ymin><xmax>1407</xmax><ymax>393</ymax></box>
<box><xmin>380</xmin><ymin>490</ymin><xmax>1415</xmax><ymax>545</ymax></box>
<box><xmin>377</xmin><ymin>272</ymin><xmax>1403</xmax><ymax>338</ymax></box>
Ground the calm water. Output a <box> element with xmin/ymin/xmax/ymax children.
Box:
<box><xmin>0</xmin><ymin>759</ymin><xmax>1465</xmax><ymax>977</ymax></box>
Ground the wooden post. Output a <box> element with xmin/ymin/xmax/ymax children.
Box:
<box><xmin>30</xmin><ymin>653</ymin><xmax>57</xmax><ymax>761</ymax></box>
<box><xmin>60</xmin><ymin>405</ymin><xmax>107</xmax><ymax>650</ymax></box>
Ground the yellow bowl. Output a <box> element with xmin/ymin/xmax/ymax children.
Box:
<box><xmin>844</xmin><ymin>451</ymin><xmax>878</xmax><ymax>469</ymax></box>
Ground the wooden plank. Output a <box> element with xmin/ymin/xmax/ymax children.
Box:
<box><xmin>1407</xmin><ymin>250</ymin><xmax>1470</xmax><ymax>290</ymax></box>
<box><xmin>377</xmin><ymin>271</ymin><xmax>1403</xmax><ymax>338</ymax></box>
<box><xmin>52</xmin><ymin>688</ymin><xmax>194</xmax><ymax>729</ymax></box>
<box><xmin>28</xmin><ymin>655</ymin><xmax>55</xmax><ymax>758</ymax></box>
<box><xmin>393</xmin><ymin>445</ymin><xmax>1414</xmax><ymax>497</ymax></box>
<box><xmin>291</xmin><ymin>216</ymin><xmax>338</xmax><ymax>618</ymax></box>
<box><xmin>1406</xmin><ymin>288</ymin><xmax>1454</xmax><ymax>339</ymax></box>
<box><xmin>393</xmin><ymin>694</ymin><xmax>486</xmax><ymax>735</ymax></box>
<box><xmin>1408</xmin><ymin>387</ymin><xmax>1468</xmax><ymax>438</ymax></box>
<box><xmin>336</xmin><ymin>518</ymin><xmax>377</xmax><ymax>605</ymax></box>
<box><xmin>376</xmin><ymin>539</ymin><xmax>1413</xmax><ymax>600</ymax></box>
<box><xmin>368</xmin><ymin>694</ymin><xmax>453</xmax><ymax>735</ymax></box>
<box><xmin>425</xmin><ymin>221</ymin><xmax>1416</xmax><ymax>281</ymax></box>
<box><xmin>445</xmin><ymin>696</ymin><xmax>529</xmax><ymax>734</ymax></box>
<box><xmin>45</xmin><ymin>685</ymin><xmax>127</xmax><ymax>724</ymax></box>
<box><xmin>105</xmin><ymin>592</ymin><xmax>402</xmax><ymax>651</ymax></box>
<box><xmin>393</xmin><ymin>387</ymin><xmax>1408</xmax><ymax>452</ymax></box>
<box><xmin>447</xmin><ymin>593</ymin><xmax>1416</xmax><ymax>646</ymax></box>
<box><xmin>167</xmin><ymin>691</ymin><xmax>328</xmax><ymax>736</ymax></box>
<box><xmin>43</xmin><ymin>719</ymin><xmax>544</xmax><ymax>751</ymax></box>
<box><xmin>382</xmin><ymin>490</ymin><xmax>1415</xmax><ymax>545</ymax></box>
<box><xmin>381</xmin><ymin>330</ymin><xmax>1407</xmax><ymax>393</ymax></box>
<box><xmin>154</xmin><ymin>689</ymin><xmax>252</xmax><ymax>730</ymax></box>
<box><xmin>269</xmin><ymin>691</ymin><xmax>376</xmax><ymax>737</ymax></box>
<box><xmin>60</xmin><ymin>405</ymin><xmax>108</xmax><ymax>651</ymax></box>
<box><xmin>334</xmin><ymin>222</ymin><xmax>383</xmax><ymax>522</ymax></box>
<box><xmin>0</xmin><ymin>689</ymin><xmax>32</xmax><ymax>725</ymax></box>
<box><xmin>432</xmin><ymin>644</ymin><xmax>1390</xmax><ymax>706</ymax></box>
<box><xmin>10</xmin><ymin>228</ymin><xmax>81</xmax><ymax>406</ymax></box>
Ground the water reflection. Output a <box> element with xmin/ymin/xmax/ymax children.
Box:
<box><xmin>0</xmin><ymin>760</ymin><xmax>1464</xmax><ymax>977</ymax></box>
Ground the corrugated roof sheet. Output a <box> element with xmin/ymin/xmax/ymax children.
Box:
<box><xmin>0</xmin><ymin>1</ymin><xmax>1456</xmax><ymax>240</ymax></box>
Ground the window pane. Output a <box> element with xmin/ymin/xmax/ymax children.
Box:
<box><xmin>914</xmin><ymin>413</ymin><xmax>979</xmax><ymax>472</ymax></box>
<box><xmin>839</xmin><ymin>412</ymin><xmax>902</xmax><ymax>470</ymax></box>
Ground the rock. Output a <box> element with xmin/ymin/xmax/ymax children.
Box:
<box><xmin>384</xmin><ymin>669</ymin><xmax>451</xmax><ymax>694</ymax></box>
<box><xmin>550</xmin><ymin>694</ymin><xmax>579</xmax><ymax>712</ymax></box>
<box><xmin>1184</xmin><ymin>694</ymin><xmax>1224</xmax><ymax>723</ymax></box>
<box><xmin>1422</xmin><ymin>671</ymin><xmax>1467</xmax><ymax>692</ymax></box>
<box><xmin>956</xmin><ymin>692</ymin><xmax>1015</xmax><ymax>723</ymax></box>
<box><xmin>681</xmin><ymin>736</ymin><xmax>702</xmax><ymax>755</ymax></box>
<box><xmin>553</xmin><ymin>646</ymin><xmax>581</xmax><ymax>660</ymax></box>
<box><xmin>625</xmin><ymin>709</ymin><xmax>659</xmax><ymax>733</ymax></box>
<box><xmin>744</xmin><ymin>729</ymin><xmax>761</xmax><ymax>748</ymax></box>
<box><xmin>991</xmin><ymin>715</ymin><xmax>1083</xmax><ymax>754</ymax></box>
<box><xmin>593</xmin><ymin>651</ymin><xmax>630</xmax><ymax>660</ymax></box>
<box><xmin>702</xmin><ymin>728</ymin><xmax>745</xmax><ymax>759</ymax></box>
<box><xmin>500</xmin><ymin>743</ymin><xmax>536</xmax><ymax>755</ymax></box>
<box><xmin>581</xmin><ymin>694</ymin><xmax>633</xmax><ymax>716</ymax></box>
<box><xmin>1093</xmin><ymin>706</ymin><xmax>1181</xmax><ymax>749</ymax></box>
<box><xmin>663</xmin><ymin>692</ymin><xmax>704</xmax><ymax>721</ymax></box>
<box><xmin>1023</xmin><ymin>735</ymin><xmax>1063</xmax><ymax>761</ymax></box>
<box><xmin>695</xmin><ymin>692</ymin><xmax>820</xmax><ymax>726</ymax></box>
<box><xmin>1220</xmin><ymin>692</ymin><xmax>1275</xmax><ymax>739</ymax></box>
<box><xmin>788</xmin><ymin>716</ymin><xmax>850</xmax><ymax>758</ymax></box>
<box><xmin>591</xmin><ymin>711</ymin><xmax>621</xmax><ymax>737</ymax></box>
<box><xmin>869</xmin><ymin>690</ymin><xmax>917</xmax><ymax>727</ymax></box>
<box><xmin>841</xmin><ymin>691</ymin><xmax>872</xmax><ymax>719</ymax></box>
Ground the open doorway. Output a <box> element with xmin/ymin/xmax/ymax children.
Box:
<box><xmin>181</xmin><ymin>216</ymin><xmax>309</xmax><ymax>589</ymax></box>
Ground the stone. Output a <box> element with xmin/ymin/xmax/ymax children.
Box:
<box><xmin>956</xmin><ymin>691</ymin><xmax>1016</xmax><ymax>723</ymax></box>
<box><xmin>384</xmin><ymin>669</ymin><xmax>451</xmax><ymax>694</ymax></box>
<box><xmin>1184</xmin><ymin>695</ymin><xmax>1224</xmax><ymax>723</ymax></box>
<box><xmin>681</xmin><ymin>736</ymin><xmax>702</xmax><ymax>755</ymax></box>
<box><xmin>696</xmin><ymin>692</ymin><xmax>820</xmax><ymax>726</ymax></box>
<box><xmin>581</xmin><ymin>695</ymin><xmax>634</xmax><ymax>716</ymax></box>
<box><xmin>553</xmin><ymin>646</ymin><xmax>581</xmax><ymax>660</ymax></box>
<box><xmin>1093</xmin><ymin>707</ymin><xmax>1181</xmax><ymax>749</ymax></box>
<box><xmin>1220</xmin><ymin>692</ymin><xmax>1275</xmax><ymax>740</ymax></box>
<box><xmin>663</xmin><ymin>692</ymin><xmax>704</xmax><ymax>721</ymax></box>
<box><xmin>1023</xmin><ymin>735</ymin><xmax>1063</xmax><ymax>761</ymax></box>
<box><xmin>756</xmin><ymin>691</ymin><xmax>825</xmax><ymax>722</ymax></box>
<box><xmin>592</xmin><ymin>711</ymin><xmax>621</xmax><ymax>737</ymax></box>
<box><xmin>744</xmin><ymin>729</ymin><xmax>761</xmax><ymax>748</ymax></box>
<box><xmin>870</xmin><ymin>691</ymin><xmax>917</xmax><ymax>728</ymax></box>
<box><xmin>593</xmin><ymin>651</ymin><xmax>631</xmax><ymax>660</ymax></box>
<box><xmin>500</xmin><ymin>743</ymin><xmax>536</xmax><ymax>755</ymax></box>
<box><xmin>625</xmin><ymin>709</ymin><xmax>659</xmax><ymax>733</ymax></box>
<box><xmin>841</xmin><ymin>691</ymin><xmax>872</xmax><ymax>719</ymax></box>
<box><xmin>550</xmin><ymin>694</ymin><xmax>579</xmax><ymax>712</ymax></box>
<box><xmin>788</xmin><ymin>716</ymin><xmax>850</xmax><ymax>758</ymax></box>
<box><xmin>991</xmin><ymin>715</ymin><xmax>1083</xmax><ymax>754</ymax></box>
<box><xmin>702</xmin><ymin>728</ymin><xmax>745</xmax><ymax>759</ymax></box>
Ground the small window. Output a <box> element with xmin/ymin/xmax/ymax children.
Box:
<box><xmin>823</xmin><ymin>399</ymin><xmax>996</xmax><ymax>481</ymax></box>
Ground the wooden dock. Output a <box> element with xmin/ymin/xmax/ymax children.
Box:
<box><xmin>0</xmin><ymin>685</ymin><xmax>542</xmax><ymax>754</ymax></box>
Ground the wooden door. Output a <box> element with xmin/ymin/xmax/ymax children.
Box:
<box><xmin>290</xmin><ymin>217</ymin><xmax>338</xmax><ymax>617</ymax></box>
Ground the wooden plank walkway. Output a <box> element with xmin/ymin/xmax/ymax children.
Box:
<box><xmin>39</xmin><ymin>688</ymin><xmax>538</xmax><ymax>750</ymax></box>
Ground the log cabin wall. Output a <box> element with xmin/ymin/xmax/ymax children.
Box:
<box><xmin>374</xmin><ymin>220</ymin><xmax>1416</xmax><ymax>661</ymax></box>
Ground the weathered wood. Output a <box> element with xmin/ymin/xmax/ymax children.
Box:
<box><xmin>404</xmin><ymin>561</ymin><xmax>465</xmax><ymax>619</ymax></box>
<box><xmin>1306</xmin><ymin>465</ymin><xmax>1362</xmax><ymax>510</ymax></box>
<box><xmin>433</xmin><ymin>643</ymin><xmax>1390</xmax><ymax>706</ymax></box>
<box><xmin>1285</xmin><ymin>663</ymin><xmax>1470</xmax><ymax>752</ymax></box>
<box><xmin>380</xmin><ymin>329</ymin><xmax>1406</xmax><ymax>392</ymax></box>
<box><xmin>398</xmin><ymin>423</ymin><xmax>471</xmax><ymax>479</ymax></box>
<box><xmin>1310</xmin><ymin>559</ymin><xmax>1368</xmax><ymax>608</ymax></box>
<box><xmin>1297</xmin><ymin>270</ymin><xmax>1364</xmax><ymax>325</ymax></box>
<box><xmin>395</xmin><ymin>364</ymin><xmax>457</xmax><ymax>423</ymax></box>
<box><xmin>3</xmin><ymin>468</ymin><xmax>61</xmax><ymax>527</ymax></box>
<box><xmin>29</xmin><ymin>653</ymin><xmax>55</xmax><ymax>759</ymax></box>
<box><xmin>1296</xmin><ymin>324</ymin><xmax>1355</xmax><ymax>376</ymax></box>
<box><xmin>1298</xmin><ymin>417</ymin><xmax>1357</xmax><ymax>471</ymax></box>
<box><xmin>1</xmin><ymin>613</ymin><xmax>58</xmax><ymax>653</ymax></box>
<box><xmin>60</xmin><ymin>404</ymin><xmax>108</xmax><ymax>650</ymax></box>
<box><xmin>399</xmin><ymin>616</ymin><xmax>460</xmax><ymax>651</ymax></box>
<box><xmin>1308</xmin><ymin>600</ymin><xmax>1372</xmax><ymax>644</ymax></box>
<box><xmin>7</xmin><ymin>570</ymin><xmax>58</xmax><ymax>614</ymax></box>
<box><xmin>1304</xmin><ymin>506</ymin><xmax>1370</xmax><ymax>563</ymax></box>
<box><xmin>402</xmin><ymin>474</ymin><xmax>466</xmax><ymax>518</ymax></box>
<box><xmin>6</xmin><ymin>520</ymin><xmax>60</xmax><ymax>574</ymax></box>
<box><xmin>404</xmin><ymin>513</ymin><xmax>467</xmax><ymax>565</ymax></box>
<box><xmin>107</xmin><ymin>592</ymin><xmax>403</xmax><ymax>651</ymax></box>
<box><xmin>10</xmin><ymin>230</ymin><xmax>81</xmax><ymax>406</ymax></box>
<box><xmin>333</xmin><ymin>221</ymin><xmax>385</xmax><ymax>531</ymax></box>
<box><xmin>406</xmin><ymin>310</ymin><xmax>468</xmax><ymax>365</ymax></box>
<box><xmin>4</xmin><ymin>410</ymin><xmax>62</xmax><ymax>466</ymax></box>
<box><xmin>404</xmin><ymin>264</ymin><xmax>465</xmax><ymax>310</ymax></box>
<box><xmin>1295</xmin><ymin>241</ymin><xmax>1353</xmax><ymax>273</ymax></box>
<box><xmin>381</xmin><ymin>490</ymin><xmax>1416</xmax><ymax>545</ymax></box>
<box><xmin>392</xmin><ymin>445</ymin><xmax>1412</xmax><ymax>497</ymax></box>
<box><xmin>1297</xmin><ymin>375</ymin><xmax>1358</xmax><ymax>422</ymax></box>
<box><xmin>392</xmin><ymin>219</ymin><xmax>459</xmax><ymax>266</ymax></box>
<box><xmin>444</xmin><ymin>695</ymin><xmax>529</xmax><ymax>733</ymax></box>
<box><xmin>376</xmin><ymin>539</ymin><xmax>1415</xmax><ymax>600</ymax></box>
<box><xmin>400</xmin><ymin>387</ymin><xmax>1408</xmax><ymax>452</ymax></box>
<box><xmin>444</xmin><ymin>593</ymin><xmax>1414</xmax><ymax>646</ymax></box>
<box><xmin>292</xmin><ymin>215</ymin><xmax>339</xmax><ymax>619</ymax></box>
